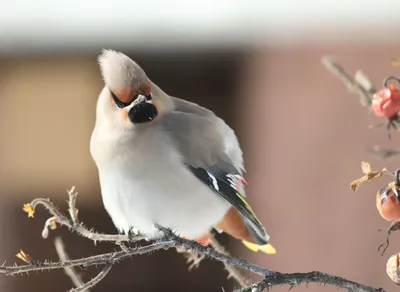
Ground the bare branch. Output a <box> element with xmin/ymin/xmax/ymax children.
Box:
<box><xmin>29</xmin><ymin>196</ymin><xmax>144</xmax><ymax>243</ymax></box>
<box><xmin>42</xmin><ymin>217</ymin><xmax>57</xmax><ymax>239</ymax></box>
<box><xmin>67</xmin><ymin>186</ymin><xmax>79</xmax><ymax>227</ymax></box>
<box><xmin>115</xmin><ymin>241</ymin><xmax>130</xmax><ymax>253</ymax></box>
<box><xmin>366</xmin><ymin>146</ymin><xmax>400</xmax><ymax>159</ymax></box>
<box><xmin>321</xmin><ymin>56</ymin><xmax>375</xmax><ymax>108</ymax></box>
<box><xmin>209</xmin><ymin>234</ymin><xmax>248</xmax><ymax>287</ymax></box>
<box><xmin>70</xmin><ymin>265</ymin><xmax>112</xmax><ymax>292</ymax></box>
<box><xmin>10</xmin><ymin>191</ymin><xmax>386</xmax><ymax>292</ymax></box>
<box><xmin>1</xmin><ymin>241</ymin><xmax>174</xmax><ymax>275</ymax></box>
<box><xmin>69</xmin><ymin>265</ymin><xmax>112</xmax><ymax>292</ymax></box>
<box><xmin>235</xmin><ymin>271</ymin><xmax>384</xmax><ymax>292</ymax></box>
<box><xmin>355</xmin><ymin>70</ymin><xmax>376</xmax><ymax>96</ymax></box>
<box><xmin>2</xmin><ymin>232</ymin><xmax>384</xmax><ymax>292</ymax></box>
<box><xmin>54</xmin><ymin>237</ymin><xmax>86</xmax><ymax>290</ymax></box>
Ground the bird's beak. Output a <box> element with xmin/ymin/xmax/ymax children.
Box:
<box><xmin>124</xmin><ymin>93</ymin><xmax>153</xmax><ymax>113</ymax></box>
<box><xmin>132</xmin><ymin>95</ymin><xmax>146</xmax><ymax>106</ymax></box>
<box><xmin>132</xmin><ymin>94</ymin><xmax>151</xmax><ymax>106</ymax></box>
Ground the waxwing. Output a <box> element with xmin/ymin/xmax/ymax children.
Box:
<box><xmin>90</xmin><ymin>49</ymin><xmax>276</xmax><ymax>254</ymax></box>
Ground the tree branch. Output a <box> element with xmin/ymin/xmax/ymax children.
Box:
<box><xmin>54</xmin><ymin>237</ymin><xmax>87</xmax><ymax>290</ymax></box>
<box><xmin>3</xmin><ymin>189</ymin><xmax>386</xmax><ymax>292</ymax></box>
<box><xmin>70</xmin><ymin>265</ymin><xmax>112</xmax><ymax>292</ymax></box>
<box><xmin>30</xmin><ymin>192</ymin><xmax>144</xmax><ymax>243</ymax></box>
<box><xmin>67</xmin><ymin>186</ymin><xmax>79</xmax><ymax>227</ymax></box>
<box><xmin>321</xmin><ymin>56</ymin><xmax>375</xmax><ymax>108</ymax></box>
<box><xmin>2</xmin><ymin>241</ymin><xmax>174</xmax><ymax>275</ymax></box>
<box><xmin>235</xmin><ymin>272</ymin><xmax>384</xmax><ymax>292</ymax></box>
<box><xmin>209</xmin><ymin>234</ymin><xmax>248</xmax><ymax>287</ymax></box>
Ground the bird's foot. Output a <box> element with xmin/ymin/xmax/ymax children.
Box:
<box><xmin>185</xmin><ymin>252</ymin><xmax>206</xmax><ymax>271</ymax></box>
<box><xmin>176</xmin><ymin>233</ymin><xmax>211</xmax><ymax>270</ymax></box>
<box><xmin>175</xmin><ymin>247</ymin><xmax>206</xmax><ymax>271</ymax></box>
<box><xmin>127</xmin><ymin>227</ymin><xmax>140</xmax><ymax>241</ymax></box>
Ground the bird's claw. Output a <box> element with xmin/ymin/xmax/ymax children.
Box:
<box><xmin>127</xmin><ymin>227</ymin><xmax>139</xmax><ymax>241</ymax></box>
<box><xmin>182</xmin><ymin>251</ymin><xmax>205</xmax><ymax>271</ymax></box>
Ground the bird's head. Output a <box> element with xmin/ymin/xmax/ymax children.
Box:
<box><xmin>95</xmin><ymin>49</ymin><xmax>172</xmax><ymax>128</ymax></box>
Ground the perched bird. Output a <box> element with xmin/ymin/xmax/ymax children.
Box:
<box><xmin>90</xmin><ymin>49</ymin><xmax>275</xmax><ymax>254</ymax></box>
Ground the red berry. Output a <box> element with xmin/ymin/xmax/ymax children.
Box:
<box><xmin>376</xmin><ymin>169</ymin><xmax>400</xmax><ymax>221</ymax></box>
<box><xmin>376</xmin><ymin>182</ymin><xmax>400</xmax><ymax>221</ymax></box>
<box><xmin>372</xmin><ymin>85</ymin><xmax>400</xmax><ymax>119</ymax></box>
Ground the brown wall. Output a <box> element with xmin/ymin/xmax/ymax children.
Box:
<box><xmin>235</xmin><ymin>45</ymin><xmax>400</xmax><ymax>291</ymax></box>
<box><xmin>1</xmin><ymin>45</ymin><xmax>400</xmax><ymax>291</ymax></box>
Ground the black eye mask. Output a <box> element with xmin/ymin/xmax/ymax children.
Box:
<box><xmin>111</xmin><ymin>91</ymin><xmax>153</xmax><ymax>109</ymax></box>
<box><xmin>111</xmin><ymin>91</ymin><xmax>132</xmax><ymax>109</ymax></box>
<box><xmin>128</xmin><ymin>103</ymin><xmax>158</xmax><ymax>123</ymax></box>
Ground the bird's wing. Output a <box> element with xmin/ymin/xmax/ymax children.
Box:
<box><xmin>159</xmin><ymin>97</ymin><xmax>270</xmax><ymax>245</ymax></box>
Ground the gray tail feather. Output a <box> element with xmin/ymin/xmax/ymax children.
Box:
<box><xmin>240</xmin><ymin>214</ymin><xmax>270</xmax><ymax>245</ymax></box>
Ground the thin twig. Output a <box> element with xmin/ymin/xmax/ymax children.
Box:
<box><xmin>366</xmin><ymin>146</ymin><xmax>400</xmax><ymax>159</ymax></box>
<box><xmin>30</xmin><ymin>197</ymin><xmax>144</xmax><ymax>243</ymax></box>
<box><xmin>41</xmin><ymin>216</ymin><xmax>56</xmax><ymax>239</ymax></box>
<box><xmin>70</xmin><ymin>265</ymin><xmax>112</xmax><ymax>292</ymax></box>
<box><xmin>355</xmin><ymin>70</ymin><xmax>376</xmax><ymax>97</ymax></box>
<box><xmin>54</xmin><ymin>237</ymin><xmax>86</xmax><ymax>290</ymax></box>
<box><xmin>209</xmin><ymin>234</ymin><xmax>248</xmax><ymax>287</ymax></box>
<box><xmin>67</xmin><ymin>186</ymin><xmax>79</xmax><ymax>227</ymax></box>
<box><xmin>321</xmin><ymin>56</ymin><xmax>374</xmax><ymax>108</ymax></box>
<box><xmin>377</xmin><ymin>221</ymin><xmax>400</xmax><ymax>256</ymax></box>
<box><xmin>2</xmin><ymin>241</ymin><xmax>174</xmax><ymax>275</ymax></box>
<box><xmin>115</xmin><ymin>241</ymin><xmax>130</xmax><ymax>253</ymax></box>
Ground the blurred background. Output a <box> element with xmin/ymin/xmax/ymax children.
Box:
<box><xmin>1</xmin><ymin>0</ymin><xmax>400</xmax><ymax>291</ymax></box>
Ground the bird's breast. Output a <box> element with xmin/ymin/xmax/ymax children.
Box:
<box><xmin>91</xmin><ymin>125</ymin><xmax>231</xmax><ymax>239</ymax></box>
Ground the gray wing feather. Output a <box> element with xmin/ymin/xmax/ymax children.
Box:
<box><xmin>160</xmin><ymin>111</ymin><xmax>225</xmax><ymax>168</ymax></box>
<box><xmin>168</xmin><ymin>96</ymin><xmax>245</xmax><ymax>174</ymax></box>
<box><xmin>159</xmin><ymin>96</ymin><xmax>269</xmax><ymax>245</ymax></box>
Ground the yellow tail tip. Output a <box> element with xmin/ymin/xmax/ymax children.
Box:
<box><xmin>242</xmin><ymin>240</ymin><xmax>276</xmax><ymax>254</ymax></box>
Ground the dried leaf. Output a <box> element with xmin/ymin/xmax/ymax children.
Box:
<box><xmin>23</xmin><ymin>203</ymin><xmax>34</xmax><ymax>218</ymax></box>
<box><xmin>350</xmin><ymin>162</ymin><xmax>386</xmax><ymax>191</ymax></box>
<box><xmin>16</xmin><ymin>249</ymin><xmax>33</xmax><ymax>264</ymax></box>
<box><xmin>350</xmin><ymin>177</ymin><xmax>368</xmax><ymax>192</ymax></box>
<box><xmin>361</xmin><ymin>161</ymin><xmax>371</xmax><ymax>174</ymax></box>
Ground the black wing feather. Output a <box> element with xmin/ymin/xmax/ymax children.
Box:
<box><xmin>188</xmin><ymin>165</ymin><xmax>269</xmax><ymax>245</ymax></box>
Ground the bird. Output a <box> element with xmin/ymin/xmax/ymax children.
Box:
<box><xmin>90</xmin><ymin>49</ymin><xmax>276</xmax><ymax>254</ymax></box>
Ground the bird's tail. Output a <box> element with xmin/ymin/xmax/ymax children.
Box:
<box><xmin>238</xmin><ymin>214</ymin><xmax>276</xmax><ymax>254</ymax></box>
<box><xmin>242</xmin><ymin>240</ymin><xmax>276</xmax><ymax>254</ymax></box>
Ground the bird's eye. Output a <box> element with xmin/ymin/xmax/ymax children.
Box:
<box><xmin>146</xmin><ymin>93</ymin><xmax>152</xmax><ymax>101</ymax></box>
<box><xmin>111</xmin><ymin>91</ymin><xmax>132</xmax><ymax>109</ymax></box>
